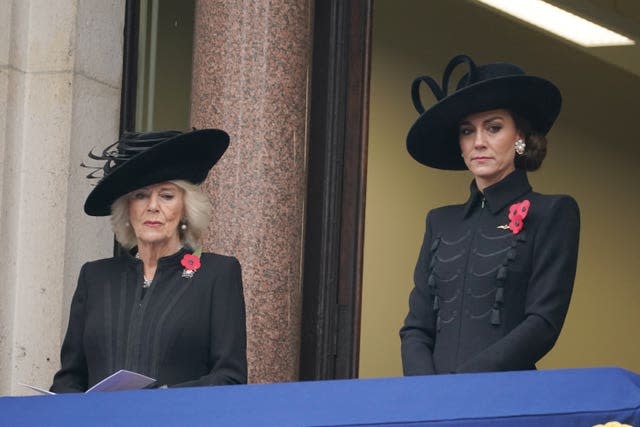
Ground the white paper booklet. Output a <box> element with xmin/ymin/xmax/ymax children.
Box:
<box><xmin>20</xmin><ymin>369</ymin><xmax>156</xmax><ymax>395</ymax></box>
<box><xmin>86</xmin><ymin>369</ymin><xmax>156</xmax><ymax>392</ymax></box>
<box><xmin>18</xmin><ymin>383</ymin><xmax>55</xmax><ymax>395</ymax></box>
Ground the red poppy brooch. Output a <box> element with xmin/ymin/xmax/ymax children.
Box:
<box><xmin>498</xmin><ymin>200</ymin><xmax>530</xmax><ymax>234</ymax></box>
<box><xmin>181</xmin><ymin>247</ymin><xmax>202</xmax><ymax>278</ymax></box>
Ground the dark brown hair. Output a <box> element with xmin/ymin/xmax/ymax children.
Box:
<box><xmin>511</xmin><ymin>110</ymin><xmax>548</xmax><ymax>171</ymax></box>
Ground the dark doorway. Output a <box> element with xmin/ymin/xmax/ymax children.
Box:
<box><xmin>299</xmin><ymin>0</ymin><xmax>373</xmax><ymax>380</ymax></box>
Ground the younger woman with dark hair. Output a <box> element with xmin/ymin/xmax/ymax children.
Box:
<box><xmin>401</xmin><ymin>55</ymin><xmax>580</xmax><ymax>375</ymax></box>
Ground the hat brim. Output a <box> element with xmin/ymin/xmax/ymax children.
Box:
<box><xmin>84</xmin><ymin>129</ymin><xmax>229</xmax><ymax>216</ymax></box>
<box><xmin>407</xmin><ymin>75</ymin><xmax>561</xmax><ymax>170</ymax></box>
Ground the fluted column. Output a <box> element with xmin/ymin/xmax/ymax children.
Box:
<box><xmin>191</xmin><ymin>0</ymin><xmax>312</xmax><ymax>383</ymax></box>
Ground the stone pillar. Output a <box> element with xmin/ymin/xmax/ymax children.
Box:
<box><xmin>0</xmin><ymin>0</ymin><xmax>122</xmax><ymax>395</ymax></box>
<box><xmin>191</xmin><ymin>0</ymin><xmax>312</xmax><ymax>383</ymax></box>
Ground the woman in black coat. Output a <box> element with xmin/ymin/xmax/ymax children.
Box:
<box><xmin>400</xmin><ymin>55</ymin><xmax>580</xmax><ymax>375</ymax></box>
<box><xmin>51</xmin><ymin>129</ymin><xmax>247</xmax><ymax>391</ymax></box>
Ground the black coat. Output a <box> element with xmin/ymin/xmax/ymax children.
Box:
<box><xmin>400</xmin><ymin>170</ymin><xmax>580</xmax><ymax>374</ymax></box>
<box><xmin>51</xmin><ymin>248</ymin><xmax>247</xmax><ymax>392</ymax></box>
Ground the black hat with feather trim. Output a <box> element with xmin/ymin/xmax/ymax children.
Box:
<box><xmin>83</xmin><ymin>128</ymin><xmax>229</xmax><ymax>216</ymax></box>
<box><xmin>407</xmin><ymin>54</ymin><xmax>561</xmax><ymax>170</ymax></box>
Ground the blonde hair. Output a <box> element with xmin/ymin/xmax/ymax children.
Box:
<box><xmin>110</xmin><ymin>180</ymin><xmax>212</xmax><ymax>249</ymax></box>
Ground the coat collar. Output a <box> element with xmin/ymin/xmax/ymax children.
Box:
<box><xmin>125</xmin><ymin>246</ymin><xmax>191</xmax><ymax>269</ymax></box>
<box><xmin>463</xmin><ymin>169</ymin><xmax>532</xmax><ymax>217</ymax></box>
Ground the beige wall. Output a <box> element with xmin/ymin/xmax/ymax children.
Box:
<box><xmin>360</xmin><ymin>0</ymin><xmax>640</xmax><ymax>378</ymax></box>
<box><xmin>0</xmin><ymin>0</ymin><xmax>122</xmax><ymax>395</ymax></box>
<box><xmin>136</xmin><ymin>0</ymin><xmax>195</xmax><ymax>131</ymax></box>
<box><xmin>152</xmin><ymin>0</ymin><xmax>195</xmax><ymax>130</ymax></box>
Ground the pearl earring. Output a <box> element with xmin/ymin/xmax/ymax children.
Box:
<box><xmin>125</xmin><ymin>221</ymin><xmax>130</xmax><ymax>227</ymax></box>
<box><xmin>515</xmin><ymin>139</ymin><xmax>526</xmax><ymax>155</ymax></box>
<box><xmin>180</xmin><ymin>223</ymin><xmax>187</xmax><ymax>231</ymax></box>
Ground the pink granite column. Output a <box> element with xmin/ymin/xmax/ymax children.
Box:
<box><xmin>190</xmin><ymin>0</ymin><xmax>312</xmax><ymax>383</ymax></box>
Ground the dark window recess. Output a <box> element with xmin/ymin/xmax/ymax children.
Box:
<box><xmin>300</xmin><ymin>0</ymin><xmax>372</xmax><ymax>380</ymax></box>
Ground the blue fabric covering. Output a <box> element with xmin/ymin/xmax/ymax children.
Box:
<box><xmin>2</xmin><ymin>367</ymin><xmax>639</xmax><ymax>426</ymax></box>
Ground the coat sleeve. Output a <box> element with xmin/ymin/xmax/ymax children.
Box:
<box><xmin>50</xmin><ymin>264</ymin><xmax>90</xmax><ymax>392</ymax></box>
<box><xmin>173</xmin><ymin>256</ymin><xmax>247</xmax><ymax>387</ymax></box>
<box><xmin>400</xmin><ymin>211</ymin><xmax>437</xmax><ymax>375</ymax></box>
<box><xmin>457</xmin><ymin>196</ymin><xmax>580</xmax><ymax>373</ymax></box>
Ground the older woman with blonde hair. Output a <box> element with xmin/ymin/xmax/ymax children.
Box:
<box><xmin>110</xmin><ymin>179</ymin><xmax>211</xmax><ymax>251</ymax></box>
<box><xmin>51</xmin><ymin>129</ymin><xmax>247</xmax><ymax>391</ymax></box>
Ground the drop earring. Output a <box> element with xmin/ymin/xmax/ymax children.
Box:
<box><xmin>515</xmin><ymin>139</ymin><xmax>526</xmax><ymax>155</ymax></box>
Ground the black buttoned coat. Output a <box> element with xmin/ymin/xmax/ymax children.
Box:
<box><xmin>51</xmin><ymin>248</ymin><xmax>247</xmax><ymax>391</ymax></box>
<box><xmin>400</xmin><ymin>170</ymin><xmax>580</xmax><ymax>374</ymax></box>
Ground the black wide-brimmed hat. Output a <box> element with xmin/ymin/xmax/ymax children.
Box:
<box><xmin>407</xmin><ymin>54</ymin><xmax>561</xmax><ymax>170</ymax></box>
<box><xmin>83</xmin><ymin>128</ymin><xmax>229</xmax><ymax>216</ymax></box>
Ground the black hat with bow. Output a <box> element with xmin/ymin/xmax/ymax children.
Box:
<box><xmin>407</xmin><ymin>54</ymin><xmax>561</xmax><ymax>170</ymax></box>
<box><xmin>83</xmin><ymin>128</ymin><xmax>229</xmax><ymax>216</ymax></box>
